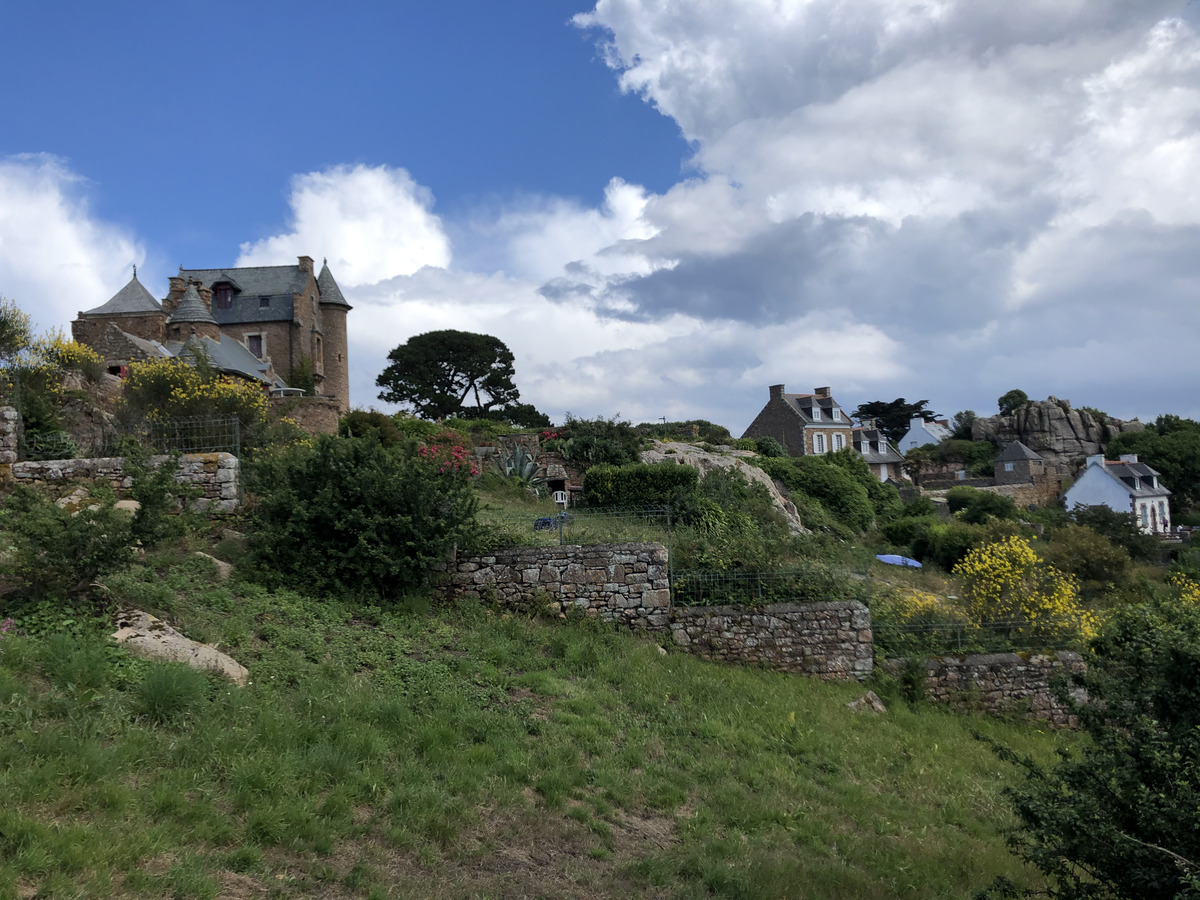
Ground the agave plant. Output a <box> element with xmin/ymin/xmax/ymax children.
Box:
<box><xmin>495</xmin><ymin>444</ymin><xmax>546</xmax><ymax>492</ymax></box>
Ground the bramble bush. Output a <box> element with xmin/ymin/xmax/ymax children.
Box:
<box><xmin>248</xmin><ymin>434</ymin><xmax>478</xmax><ymax>600</ymax></box>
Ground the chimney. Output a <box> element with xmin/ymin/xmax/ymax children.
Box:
<box><xmin>165</xmin><ymin>275</ymin><xmax>187</xmax><ymax>315</ymax></box>
<box><xmin>1086</xmin><ymin>454</ymin><xmax>1105</xmax><ymax>467</ymax></box>
<box><xmin>196</xmin><ymin>283</ymin><xmax>213</xmax><ymax>313</ymax></box>
<box><xmin>814</xmin><ymin>386</ymin><xmax>831</xmax><ymax>398</ymax></box>
<box><xmin>769</xmin><ymin>384</ymin><xmax>785</xmax><ymax>400</ymax></box>
<box><xmin>298</xmin><ymin>255</ymin><xmax>314</xmax><ymax>274</ymax></box>
<box><xmin>1119</xmin><ymin>454</ymin><xmax>1139</xmax><ymax>463</ymax></box>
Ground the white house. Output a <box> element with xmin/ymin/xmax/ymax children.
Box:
<box><xmin>899</xmin><ymin>416</ymin><xmax>952</xmax><ymax>452</ymax></box>
<box><xmin>1063</xmin><ymin>454</ymin><xmax>1172</xmax><ymax>535</ymax></box>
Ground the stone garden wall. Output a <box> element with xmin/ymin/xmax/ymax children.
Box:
<box><xmin>667</xmin><ymin>601</ymin><xmax>873</xmax><ymax>679</ymax></box>
<box><xmin>441</xmin><ymin>543</ymin><xmax>873</xmax><ymax>681</ymax></box>
<box><xmin>444</xmin><ymin>543</ymin><xmax>1088</xmax><ymax>718</ymax></box>
<box><xmin>887</xmin><ymin>651</ymin><xmax>1086</xmax><ymax>726</ymax></box>
<box><xmin>9</xmin><ymin>452</ymin><xmax>240</xmax><ymax>511</ymax></box>
<box><xmin>442</xmin><ymin>543</ymin><xmax>673</xmax><ymax>630</ymax></box>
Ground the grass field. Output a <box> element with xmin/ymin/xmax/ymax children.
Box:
<box><xmin>0</xmin><ymin>544</ymin><xmax>1067</xmax><ymax>899</ymax></box>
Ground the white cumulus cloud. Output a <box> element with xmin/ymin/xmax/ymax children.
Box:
<box><xmin>0</xmin><ymin>154</ymin><xmax>143</xmax><ymax>332</ymax></box>
<box><xmin>236</xmin><ymin>164</ymin><xmax>451</xmax><ymax>287</ymax></box>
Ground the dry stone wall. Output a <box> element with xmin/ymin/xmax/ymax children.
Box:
<box><xmin>10</xmin><ymin>452</ymin><xmax>240</xmax><ymax>511</ymax></box>
<box><xmin>888</xmin><ymin>651</ymin><xmax>1086</xmax><ymax>726</ymax></box>
<box><xmin>444</xmin><ymin>543</ymin><xmax>672</xmax><ymax>630</ymax></box>
<box><xmin>441</xmin><ymin>543</ymin><xmax>873</xmax><ymax>680</ymax></box>
<box><xmin>444</xmin><ymin>543</ymin><xmax>1090</xmax><ymax>713</ymax></box>
<box><xmin>668</xmin><ymin>601</ymin><xmax>873</xmax><ymax>679</ymax></box>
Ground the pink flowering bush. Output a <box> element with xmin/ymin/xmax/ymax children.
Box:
<box><xmin>417</xmin><ymin>429</ymin><xmax>479</xmax><ymax>477</ymax></box>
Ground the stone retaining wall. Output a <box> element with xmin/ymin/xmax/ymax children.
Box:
<box><xmin>441</xmin><ymin>543</ymin><xmax>872</xmax><ymax>680</ymax></box>
<box><xmin>9</xmin><ymin>452</ymin><xmax>240</xmax><ymax>511</ymax></box>
<box><xmin>269</xmin><ymin>396</ymin><xmax>341</xmax><ymax>436</ymax></box>
<box><xmin>668</xmin><ymin>601</ymin><xmax>873</xmax><ymax>679</ymax></box>
<box><xmin>443</xmin><ymin>543</ymin><xmax>672</xmax><ymax>630</ymax></box>
<box><xmin>888</xmin><ymin>651</ymin><xmax>1085</xmax><ymax>726</ymax></box>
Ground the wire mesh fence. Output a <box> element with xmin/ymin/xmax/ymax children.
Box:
<box><xmin>92</xmin><ymin>415</ymin><xmax>244</xmax><ymax>458</ymax></box>
<box><xmin>871</xmin><ymin>618</ymin><xmax>1089</xmax><ymax>657</ymax></box>
<box><xmin>670</xmin><ymin>564</ymin><xmax>867</xmax><ymax>608</ymax></box>
<box><xmin>474</xmin><ymin>504</ymin><xmax>673</xmax><ymax>549</ymax></box>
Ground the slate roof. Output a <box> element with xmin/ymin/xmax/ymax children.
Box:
<box><xmin>998</xmin><ymin>440</ymin><xmax>1043</xmax><ymax>462</ymax></box>
<box><xmin>853</xmin><ymin>426</ymin><xmax>905</xmax><ymax>465</ymax></box>
<box><xmin>79</xmin><ymin>273</ymin><xmax>164</xmax><ymax>317</ymax></box>
<box><xmin>1100</xmin><ymin>459</ymin><xmax>1171</xmax><ymax>498</ymax></box>
<box><xmin>181</xmin><ymin>265</ymin><xmax>309</xmax><ymax>297</ymax></box>
<box><xmin>317</xmin><ymin>261</ymin><xmax>351</xmax><ymax>309</ymax></box>
<box><xmin>777</xmin><ymin>390</ymin><xmax>849</xmax><ymax>425</ymax></box>
<box><xmin>166</xmin><ymin>284</ymin><xmax>217</xmax><ymax>325</ymax></box>
<box><xmin>181</xmin><ymin>265</ymin><xmax>304</xmax><ymax>325</ymax></box>
<box><xmin>165</xmin><ymin>335</ymin><xmax>275</xmax><ymax>385</ymax></box>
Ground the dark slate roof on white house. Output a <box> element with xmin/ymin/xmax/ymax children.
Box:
<box><xmin>317</xmin><ymin>261</ymin><xmax>351</xmax><ymax>309</ymax></box>
<box><xmin>166</xmin><ymin>284</ymin><xmax>217</xmax><ymax>325</ymax></box>
<box><xmin>79</xmin><ymin>272</ymin><xmax>164</xmax><ymax>317</ymax></box>
<box><xmin>1102</xmin><ymin>458</ymin><xmax>1171</xmax><ymax>498</ymax></box>
<box><xmin>998</xmin><ymin>440</ymin><xmax>1043</xmax><ymax>462</ymax></box>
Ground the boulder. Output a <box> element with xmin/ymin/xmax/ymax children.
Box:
<box><xmin>112</xmin><ymin>609</ymin><xmax>248</xmax><ymax>685</ymax></box>
<box><xmin>194</xmin><ymin>551</ymin><xmax>233</xmax><ymax>581</ymax></box>
<box><xmin>640</xmin><ymin>440</ymin><xmax>809</xmax><ymax>534</ymax></box>
<box><xmin>972</xmin><ymin>397</ymin><xmax>1144</xmax><ymax>469</ymax></box>
<box><xmin>847</xmin><ymin>690</ymin><xmax>888</xmax><ymax>714</ymax></box>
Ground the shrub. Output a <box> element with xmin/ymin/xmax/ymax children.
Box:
<box><xmin>1037</xmin><ymin>525</ymin><xmax>1132</xmax><ymax>605</ymax></box>
<box><xmin>1070</xmin><ymin>504</ymin><xmax>1162</xmax><ymax>562</ymax></box>
<box><xmin>122</xmin><ymin>448</ymin><xmax>200</xmax><ymax>548</ymax></box>
<box><xmin>248</xmin><ymin>434</ymin><xmax>478</xmax><ymax>600</ymax></box>
<box><xmin>946</xmin><ymin>486</ymin><xmax>1019</xmax><ymax>524</ymax></box>
<box><xmin>636</xmin><ymin>419</ymin><xmax>734</xmax><ymax>445</ymax></box>
<box><xmin>339</xmin><ymin>409</ymin><xmax>403</xmax><ymax>447</ymax></box>
<box><xmin>582</xmin><ymin>461</ymin><xmax>698</xmax><ymax>508</ymax></box>
<box><xmin>953</xmin><ymin>535</ymin><xmax>1096</xmax><ymax>644</ymax></box>
<box><xmin>0</xmin><ymin>485</ymin><xmax>134</xmax><ymax>604</ymax></box>
<box><xmin>553</xmin><ymin>415</ymin><xmax>643</xmax><ymax>468</ymax></box>
<box><xmin>756</xmin><ymin>456</ymin><xmax>874</xmax><ymax>532</ymax></box>
<box><xmin>910</xmin><ymin>520</ymin><xmax>987</xmax><ymax>571</ymax></box>
<box><xmin>121</xmin><ymin>353</ymin><xmax>268</xmax><ymax>425</ymax></box>
<box><xmin>754</xmin><ymin>436</ymin><xmax>788</xmax><ymax>458</ymax></box>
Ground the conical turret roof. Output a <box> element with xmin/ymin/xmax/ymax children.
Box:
<box><xmin>80</xmin><ymin>271</ymin><xmax>164</xmax><ymax>317</ymax></box>
<box><xmin>317</xmin><ymin>261</ymin><xmax>351</xmax><ymax>309</ymax></box>
<box><xmin>166</xmin><ymin>283</ymin><xmax>217</xmax><ymax>324</ymax></box>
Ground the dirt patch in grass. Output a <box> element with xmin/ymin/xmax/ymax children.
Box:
<box><xmin>263</xmin><ymin>797</ymin><xmax>680</xmax><ymax>899</ymax></box>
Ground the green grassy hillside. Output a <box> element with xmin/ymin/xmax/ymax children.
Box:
<box><xmin>0</xmin><ymin>550</ymin><xmax>1064</xmax><ymax>899</ymax></box>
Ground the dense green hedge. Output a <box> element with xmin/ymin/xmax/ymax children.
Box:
<box><xmin>581</xmin><ymin>461</ymin><xmax>698</xmax><ymax>508</ymax></box>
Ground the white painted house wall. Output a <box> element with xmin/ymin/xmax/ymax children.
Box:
<box><xmin>899</xmin><ymin>417</ymin><xmax>951</xmax><ymax>452</ymax></box>
<box><xmin>1064</xmin><ymin>456</ymin><xmax>1172</xmax><ymax>534</ymax></box>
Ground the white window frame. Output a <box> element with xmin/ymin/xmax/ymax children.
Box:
<box><xmin>812</xmin><ymin>406</ymin><xmax>822</xmax><ymax>421</ymax></box>
<box><xmin>1004</xmin><ymin>461</ymin><xmax>1015</xmax><ymax>472</ymax></box>
<box><xmin>832</xmin><ymin>408</ymin><xmax>841</xmax><ymax>421</ymax></box>
<box><xmin>813</xmin><ymin>433</ymin><xmax>826</xmax><ymax>454</ymax></box>
<box><xmin>833</xmin><ymin>433</ymin><xmax>845</xmax><ymax>451</ymax></box>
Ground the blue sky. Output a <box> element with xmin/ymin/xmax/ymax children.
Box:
<box><xmin>3</xmin><ymin>1</ymin><xmax>1200</xmax><ymax>431</ymax></box>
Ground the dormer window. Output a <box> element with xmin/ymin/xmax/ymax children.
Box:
<box><xmin>832</xmin><ymin>409</ymin><xmax>841</xmax><ymax>421</ymax></box>
<box><xmin>259</xmin><ymin>296</ymin><xmax>270</xmax><ymax>308</ymax></box>
<box><xmin>214</xmin><ymin>285</ymin><xmax>233</xmax><ymax>310</ymax></box>
<box><xmin>812</xmin><ymin>407</ymin><xmax>822</xmax><ymax>421</ymax></box>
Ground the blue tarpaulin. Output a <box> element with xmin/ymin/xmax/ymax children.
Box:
<box><xmin>875</xmin><ymin>554</ymin><xmax>923</xmax><ymax>568</ymax></box>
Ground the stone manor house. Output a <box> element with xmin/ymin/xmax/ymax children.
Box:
<box><xmin>72</xmin><ymin>255</ymin><xmax>351</xmax><ymax>412</ymax></box>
